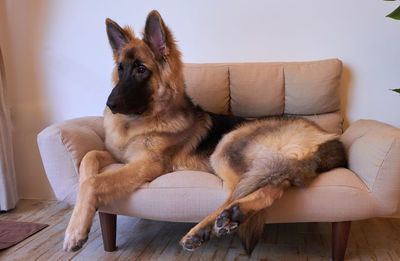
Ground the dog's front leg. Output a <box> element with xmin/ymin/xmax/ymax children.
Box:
<box><xmin>63</xmin><ymin>178</ymin><xmax>98</xmax><ymax>251</ymax></box>
<box><xmin>63</xmin><ymin>158</ymin><xmax>163</xmax><ymax>251</ymax></box>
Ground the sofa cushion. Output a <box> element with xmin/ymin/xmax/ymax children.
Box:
<box><xmin>284</xmin><ymin>59</ymin><xmax>342</xmax><ymax>115</ymax></box>
<box><xmin>184</xmin><ymin>59</ymin><xmax>343</xmax><ymax>133</ymax></box>
<box><xmin>229</xmin><ymin>63</ymin><xmax>284</xmax><ymax>117</ymax></box>
<box><xmin>100</xmin><ymin>165</ymin><xmax>226</xmax><ymax>222</ymax></box>
<box><xmin>183</xmin><ymin>64</ymin><xmax>230</xmax><ymax>115</ymax></box>
<box><xmin>300</xmin><ymin>111</ymin><xmax>344</xmax><ymax>134</ymax></box>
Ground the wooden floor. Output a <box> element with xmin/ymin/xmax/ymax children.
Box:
<box><xmin>0</xmin><ymin>200</ymin><xmax>399</xmax><ymax>261</ymax></box>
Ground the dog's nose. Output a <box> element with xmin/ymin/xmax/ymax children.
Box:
<box><xmin>106</xmin><ymin>99</ymin><xmax>118</xmax><ymax>112</ymax></box>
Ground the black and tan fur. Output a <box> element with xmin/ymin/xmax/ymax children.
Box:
<box><xmin>63</xmin><ymin>10</ymin><xmax>347</xmax><ymax>255</ymax></box>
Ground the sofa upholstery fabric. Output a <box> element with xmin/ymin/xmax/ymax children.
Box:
<box><xmin>37</xmin><ymin>59</ymin><xmax>400</xmax><ymax>224</ymax></box>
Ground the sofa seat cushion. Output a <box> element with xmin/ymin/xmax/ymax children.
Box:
<box><xmin>99</xmin><ymin>165</ymin><xmax>227</xmax><ymax>222</ymax></box>
<box><xmin>99</xmin><ymin>164</ymin><xmax>377</xmax><ymax>223</ymax></box>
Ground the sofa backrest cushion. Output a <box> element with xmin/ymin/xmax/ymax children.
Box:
<box><xmin>183</xmin><ymin>59</ymin><xmax>343</xmax><ymax>133</ymax></box>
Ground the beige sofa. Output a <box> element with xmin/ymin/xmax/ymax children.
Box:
<box><xmin>37</xmin><ymin>59</ymin><xmax>400</xmax><ymax>260</ymax></box>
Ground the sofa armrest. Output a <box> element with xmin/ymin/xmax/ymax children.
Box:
<box><xmin>37</xmin><ymin>116</ymin><xmax>105</xmax><ymax>203</ymax></box>
<box><xmin>341</xmin><ymin>119</ymin><xmax>400</xmax><ymax>214</ymax></box>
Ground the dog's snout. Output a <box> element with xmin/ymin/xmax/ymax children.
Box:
<box><xmin>106</xmin><ymin>98</ymin><xmax>118</xmax><ymax>112</ymax></box>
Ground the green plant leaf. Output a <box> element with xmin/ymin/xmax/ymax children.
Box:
<box><xmin>392</xmin><ymin>88</ymin><xmax>400</xmax><ymax>94</ymax></box>
<box><xmin>387</xmin><ymin>5</ymin><xmax>400</xmax><ymax>20</ymax></box>
<box><xmin>384</xmin><ymin>0</ymin><xmax>396</xmax><ymax>2</ymax></box>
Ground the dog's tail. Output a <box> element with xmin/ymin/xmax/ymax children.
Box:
<box><xmin>237</xmin><ymin>210</ymin><xmax>267</xmax><ymax>255</ymax></box>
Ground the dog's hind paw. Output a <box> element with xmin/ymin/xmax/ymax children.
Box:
<box><xmin>63</xmin><ymin>231</ymin><xmax>88</xmax><ymax>252</ymax></box>
<box><xmin>214</xmin><ymin>205</ymin><xmax>244</xmax><ymax>237</ymax></box>
<box><xmin>180</xmin><ymin>227</ymin><xmax>212</xmax><ymax>251</ymax></box>
<box><xmin>181</xmin><ymin>235</ymin><xmax>202</xmax><ymax>251</ymax></box>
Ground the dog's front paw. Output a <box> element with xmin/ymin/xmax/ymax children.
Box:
<box><xmin>63</xmin><ymin>229</ymin><xmax>89</xmax><ymax>252</ymax></box>
<box><xmin>180</xmin><ymin>227</ymin><xmax>212</xmax><ymax>251</ymax></box>
<box><xmin>214</xmin><ymin>205</ymin><xmax>244</xmax><ymax>237</ymax></box>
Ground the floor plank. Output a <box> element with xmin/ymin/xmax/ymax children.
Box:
<box><xmin>0</xmin><ymin>199</ymin><xmax>399</xmax><ymax>261</ymax></box>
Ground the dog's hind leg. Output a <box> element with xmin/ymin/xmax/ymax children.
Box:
<box><xmin>213</xmin><ymin>180</ymin><xmax>290</xmax><ymax>255</ymax></box>
<box><xmin>180</xmin><ymin>196</ymin><xmax>233</xmax><ymax>251</ymax></box>
<box><xmin>214</xmin><ymin>179</ymin><xmax>290</xmax><ymax>237</ymax></box>
<box><xmin>180</xmin><ymin>164</ymin><xmax>241</xmax><ymax>251</ymax></box>
<box><xmin>63</xmin><ymin>156</ymin><xmax>163</xmax><ymax>252</ymax></box>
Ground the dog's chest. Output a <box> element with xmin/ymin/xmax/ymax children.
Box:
<box><xmin>103</xmin><ymin>112</ymin><xmax>152</xmax><ymax>163</ymax></box>
<box><xmin>105</xmin><ymin>133</ymin><xmax>149</xmax><ymax>163</ymax></box>
<box><xmin>104</xmin><ymin>137</ymin><xmax>127</xmax><ymax>162</ymax></box>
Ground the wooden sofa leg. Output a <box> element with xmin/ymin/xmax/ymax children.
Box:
<box><xmin>99</xmin><ymin>212</ymin><xmax>117</xmax><ymax>252</ymax></box>
<box><xmin>332</xmin><ymin>221</ymin><xmax>351</xmax><ymax>261</ymax></box>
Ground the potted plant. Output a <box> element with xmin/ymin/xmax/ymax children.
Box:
<box><xmin>385</xmin><ymin>0</ymin><xmax>400</xmax><ymax>19</ymax></box>
<box><xmin>385</xmin><ymin>1</ymin><xmax>400</xmax><ymax>94</ymax></box>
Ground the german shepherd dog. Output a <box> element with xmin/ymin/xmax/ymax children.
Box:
<box><xmin>63</xmin><ymin>10</ymin><xmax>347</xmax><ymax>254</ymax></box>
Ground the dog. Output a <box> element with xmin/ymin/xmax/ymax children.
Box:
<box><xmin>63</xmin><ymin>10</ymin><xmax>347</xmax><ymax>254</ymax></box>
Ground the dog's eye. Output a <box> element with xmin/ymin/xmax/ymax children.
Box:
<box><xmin>118</xmin><ymin>64</ymin><xmax>123</xmax><ymax>72</ymax></box>
<box><xmin>137</xmin><ymin>65</ymin><xmax>147</xmax><ymax>74</ymax></box>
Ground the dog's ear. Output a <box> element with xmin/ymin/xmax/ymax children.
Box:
<box><xmin>106</xmin><ymin>18</ymin><xmax>132</xmax><ymax>56</ymax></box>
<box><xmin>143</xmin><ymin>10</ymin><xmax>169</xmax><ymax>60</ymax></box>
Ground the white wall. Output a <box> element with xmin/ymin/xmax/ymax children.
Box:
<box><xmin>1</xmin><ymin>0</ymin><xmax>399</xmax><ymax>199</ymax></box>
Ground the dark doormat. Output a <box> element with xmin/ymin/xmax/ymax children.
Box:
<box><xmin>0</xmin><ymin>220</ymin><xmax>48</xmax><ymax>250</ymax></box>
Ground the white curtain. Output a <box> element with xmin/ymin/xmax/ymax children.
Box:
<box><xmin>0</xmin><ymin>46</ymin><xmax>18</xmax><ymax>211</ymax></box>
